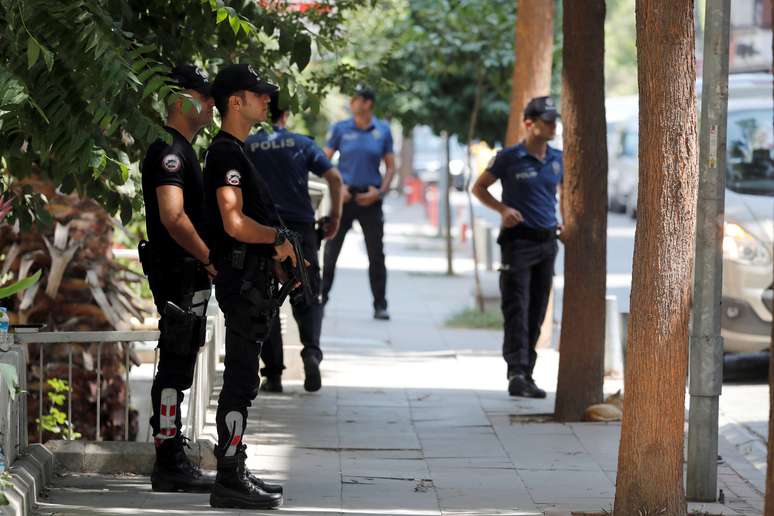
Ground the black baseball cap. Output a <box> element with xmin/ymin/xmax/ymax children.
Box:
<box><xmin>211</xmin><ymin>64</ymin><xmax>278</xmax><ymax>106</ymax></box>
<box><xmin>168</xmin><ymin>64</ymin><xmax>211</xmax><ymax>96</ymax></box>
<box><xmin>353</xmin><ymin>84</ymin><xmax>376</xmax><ymax>102</ymax></box>
<box><xmin>523</xmin><ymin>96</ymin><xmax>560</xmax><ymax>122</ymax></box>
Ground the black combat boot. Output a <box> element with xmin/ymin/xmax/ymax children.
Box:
<box><xmin>303</xmin><ymin>355</ymin><xmax>322</xmax><ymax>392</ymax></box>
<box><xmin>210</xmin><ymin>454</ymin><xmax>283</xmax><ymax>509</ymax></box>
<box><xmin>260</xmin><ymin>375</ymin><xmax>283</xmax><ymax>393</ymax></box>
<box><xmin>151</xmin><ymin>436</ymin><xmax>216</xmax><ymax>493</ymax></box>
<box><xmin>236</xmin><ymin>444</ymin><xmax>283</xmax><ymax>494</ymax></box>
<box><xmin>508</xmin><ymin>373</ymin><xmax>547</xmax><ymax>399</ymax></box>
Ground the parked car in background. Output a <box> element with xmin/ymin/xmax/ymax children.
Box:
<box><xmin>411</xmin><ymin>126</ymin><xmax>468</xmax><ymax>191</ymax></box>
<box><xmin>605</xmin><ymin>96</ymin><xmax>639</xmax><ymax>213</ymax></box>
<box><xmin>605</xmin><ymin>74</ymin><xmax>774</xmax><ymax>353</ymax></box>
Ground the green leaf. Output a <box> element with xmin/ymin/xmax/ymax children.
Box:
<box><xmin>48</xmin><ymin>378</ymin><xmax>69</xmax><ymax>393</ymax></box>
<box><xmin>42</xmin><ymin>47</ymin><xmax>54</xmax><ymax>71</ymax></box>
<box><xmin>228</xmin><ymin>15</ymin><xmax>240</xmax><ymax>35</ymax></box>
<box><xmin>263</xmin><ymin>17</ymin><xmax>275</xmax><ymax>36</ymax></box>
<box><xmin>120</xmin><ymin>197</ymin><xmax>132</xmax><ymax>225</ymax></box>
<box><xmin>240</xmin><ymin>19</ymin><xmax>255</xmax><ymax>35</ymax></box>
<box><xmin>0</xmin><ymin>270</ymin><xmax>41</xmax><ymax>299</ymax></box>
<box><xmin>27</xmin><ymin>38</ymin><xmax>41</xmax><ymax>69</ymax></box>
<box><xmin>279</xmin><ymin>26</ymin><xmax>295</xmax><ymax>54</ymax></box>
<box><xmin>0</xmin><ymin>364</ymin><xmax>19</xmax><ymax>401</ymax></box>
<box><xmin>292</xmin><ymin>34</ymin><xmax>312</xmax><ymax>71</ymax></box>
<box><xmin>142</xmin><ymin>76</ymin><xmax>164</xmax><ymax>100</ymax></box>
<box><xmin>216</xmin><ymin>8</ymin><xmax>227</xmax><ymax>24</ymax></box>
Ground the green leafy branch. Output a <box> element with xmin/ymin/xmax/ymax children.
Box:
<box><xmin>36</xmin><ymin>378</ymin><xmax>81</xmax><ymax>440</ymax></box>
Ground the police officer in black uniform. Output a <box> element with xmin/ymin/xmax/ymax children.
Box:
<box><xmin>245</xmin><ymin>93</ymin><xmax>343</xmax><ymax>393</ymax></box>
<box><xmin>472</xmin><ymin>96</ymin><xmax>564</xmax><ymax>399</ymax></box>
<box><xmin>204</xmin><ymin>63</ymin><xmax>298</xmax><ymax>509</ymax></box>
<box><xmin>140</xmin><ymin>64</ymin><xmax>217</xmax><ymax>492</ymax></box>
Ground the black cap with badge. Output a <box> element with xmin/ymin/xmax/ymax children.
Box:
<box><xmin>523</xmin><ymin>96</ymin><xmax>560</xmax><ymax>122</ymax></box>
<box><xmin>353</xmin><ymin>83</ymin><xmax>376</xmax><ymax>103</ymax></box>
<box><xmin>211</xmin><ymin>64</ymin><xmax>279</xmax><ymax>110</ymax></box>
<box><xmin>167</xmin><ymin>64</ymin><xmax>211</xmax><ymax>96</ymax></box>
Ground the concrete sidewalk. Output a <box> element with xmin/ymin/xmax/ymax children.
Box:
<box><xmin>34</xmin><ymin>199</ymin><xmax>765</xmax><ymax>515</ymax></box>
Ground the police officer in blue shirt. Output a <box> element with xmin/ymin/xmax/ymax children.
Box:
<box><xmin>472</xmin><ymin>96</ymin><xmax>564</xmax><ymax>398</ymax></box>
<box><xmin>245</xmin><ymin>93</ymin><xmax>343</xmax><ymax>393</ymax></box>
<box><xmin>322</xmin><ymin>85</ymin><xmax>396</xmax><ymax>320</ymax></box>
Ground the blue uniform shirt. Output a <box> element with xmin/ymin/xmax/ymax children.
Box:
<box><xmin>487</xmin><ymin>143</ymin><xmax>563</xmax><ymax>230</ymax></box>
<box><xmin>325</xmin><ymin>117</ymin><xmax>393</xmax><ymax>188</ymax></box>
<box><xmin>245</xmin><ymin>127</ymin><xmax>333</xmax><ymax>224</ymax></box>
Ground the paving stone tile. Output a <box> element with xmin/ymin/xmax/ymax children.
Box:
<box><xmin>341</xmin><ymin>476</ymin><xmax>441</xmax><ymax>513</ymax></box>
<box><xmin>519</xmin><ymin>469</ymin><xmax>613</xmax><ymax>504</ymax></box>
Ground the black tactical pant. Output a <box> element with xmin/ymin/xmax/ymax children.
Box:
<box><xmin>322</xmin><ymin>199</ymin><xmax>387</xmax><ymax>310</ymax></box>
<box><xmin>213</xmin><ymin>263</ymin><xmax>276</xmax><ymax>458</ymax></box>
<box><xmin>147</xmin><ymin>260</ymin><xmax>211</xmax><ymax>442</ymax></box>
<box><xmin>261</xmin><ymin>221</ymin><xmax>323</xmax><ymax>378</ymax></box>
<box><xmin>500</xmin><ymin>237</ymin><xmax>557</xmax><ymax>379</ymax></box>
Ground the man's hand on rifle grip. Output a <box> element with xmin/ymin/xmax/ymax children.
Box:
<box><xmin>273</xmin><ymin>239</ymin><xmax>296</xmax><ymax>267</ymax></box>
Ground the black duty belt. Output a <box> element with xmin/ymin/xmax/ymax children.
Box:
<box><xmin>498</xmin><ymin>225</ymin><xmax>558</xmax><ymax>243</ymax></box>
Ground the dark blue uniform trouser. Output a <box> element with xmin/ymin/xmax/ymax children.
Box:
<box><xmin>322</xmin><ymin>199</ymin><xmax>387</xmax><ymax>310</ymax></box>
<box><xmin>261</xmin><ymin>221</ymin><xmax>323</xmax><ymax>377</ymax></box>
<box><xmin>499</xmin><ymin>237</ymin><xmax>558</xmax><ymax>379</ymax></box>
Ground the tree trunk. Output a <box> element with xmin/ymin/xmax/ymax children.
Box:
<box><xmin>505</xmin><ymin>0</ymin><xmax>555</xmax><ymax>147</ymax></box>
<box><xmin>398</xmin><ymin>128</ymin><xmax>414</xmax><ymax>193</ymax></box>
<box><xmin>613</xmin><ymin>2</ymin><xmax>698</xmax><ymax>515</ymax></box>
<box><xmin>554</xmin><ymin>0</ymin><xmax>607</xmax><ymax>422</ymax></box>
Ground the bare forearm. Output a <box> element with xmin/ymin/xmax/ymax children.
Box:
<box><xmin>226</xmin><ymin>216</ymin><xmax>278</xmax><ymax>244</ymax></box>
<box><xmin>326</xmin><ymin>174</ymin><xmax>343</xmax><ymax>218</ymax></box>
<box><xmin>380</xmin><ymin>166</ymin><xmax>396</xmax><ymax>195</ymax></box>
<box><xmin>472</xmin><ymin>184</ymin><xmax>507</xmax><ymax>215</ymax></box>
<box><xmin>164</xmin><ymin>215</ymin><xmax>210</xmax><ymax>264</ymax></box>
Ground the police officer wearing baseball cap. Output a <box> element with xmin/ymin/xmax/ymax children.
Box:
<box><xmin>140</xmin><ymin>64</ymin><xmax>217</xmax><ymax>493</ymax></box>
<box><xmin>245</xmin><ymin>93</ymin><xmax>343</xmax><ymax>394</ymax></box>
<box><xmin>472</xmin><ymin>95</ymin><xmax>564</xmax><ymax>399</ymax></box>
<box><xmin>322</xmin><ymin>85</ymin><xmax>395</xmax><ymax>320</ymax></box>
<box><xmin>203</xmin><ymin>63</ymin><xmax>296</xmax><ymax>509</ymax></box>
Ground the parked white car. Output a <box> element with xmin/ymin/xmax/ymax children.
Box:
<box><xmin>606</xmin><ymin>76</ymin><xmax>774</xmax><ymax>353</ymax></box>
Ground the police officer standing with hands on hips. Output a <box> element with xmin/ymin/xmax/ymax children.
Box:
<box><xmin>322</xmin><ymin>85</ymin><xmax>395</xmax><ymax>320</ymax></box>
<box><xmin>245</xmin><ymin>93</ymin><xmax>343</xmax><ymax>394</ymax></box>
<box><xmin>139</xmin><ymin>64</ymin><xmax>218</xmax><ymax>493</ymax></box>
<box><xmin>472</xmin><ymin>96</ymin><xmax>564</xmax><ymax>399</ymax></box>
<box><xmin>203</xmin><ymin>63</ymin><xmax>297</xmax><ymax>509</ymax></box>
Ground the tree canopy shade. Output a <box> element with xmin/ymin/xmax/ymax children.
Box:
<box><xmin>0</xmin><ymin>0</ymin><xmax>373</xmax><ymax>226</ymax></box>
<box><xmin>375</xmin><ymin>0</ymin><xmax>516</xmax><ymax>146</ymax></box>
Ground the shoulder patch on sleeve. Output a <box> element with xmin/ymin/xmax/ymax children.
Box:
<box><xmin>162</xmin><ymin>153</ymin><xmax>182</xmax><ymax>173</ymax></box>
<box><xmin>225</xmin><ymin>169</ymin><xmax>242</xmax><ymax>186</ymax></box>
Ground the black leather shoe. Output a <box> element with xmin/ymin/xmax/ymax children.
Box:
<box><xmin>526</xmin><ymin>377</ymin><xmax>547</xmax><ymax>399</ymax></box>
<box><xmin>210</xmin><ymin>456</ymin><xmax>283</xmax><ymax>509</ymax></box>
<box><xmin>303</xmin><ymin>356</ymin><xmax>322</xmax><ymax>392</ymax></box>
<box><xmin>236</xmin><ymin>444</ymin><xmax>283</xmax><ymax>494</ymax></box>
<box><xmin>152</xmin><ymin>437</ymin><xmax>216</xmax><ymax>493</ymax></box>
<box><xmin>508</xmin><ymin>373</ymin><xmax>547</xmax><ymax>398</ymax></box>
<box><xmin>260</xmin><ymin>375</ymin><xmax>283</xmax><ymax>393</ymax></box>
<box><xmin>373</xmin><ymin>307</ymin><xmax>390</xmax><ymax>320</ymax></box>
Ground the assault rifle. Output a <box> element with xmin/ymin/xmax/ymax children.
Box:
<box><xmin>275</xmin><ymin>228</ymin><xmax>313</xmax><ymax>307</ymax></box>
